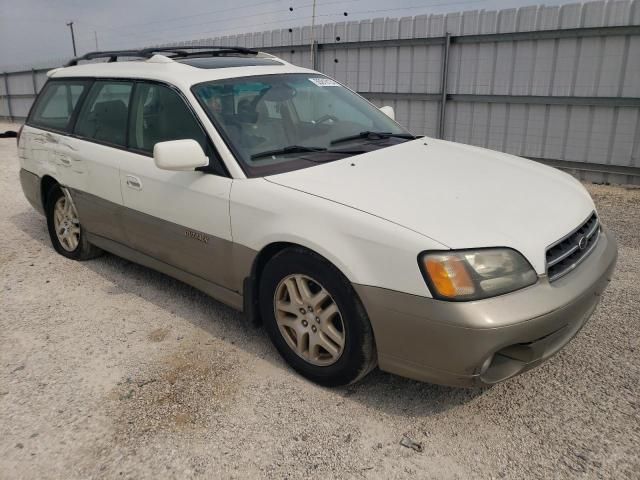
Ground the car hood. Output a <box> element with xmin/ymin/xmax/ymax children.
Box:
<box><xmin>265</xmin><ymin>138</ymin><xmax>595</xmax><ymax>274</ymax></box>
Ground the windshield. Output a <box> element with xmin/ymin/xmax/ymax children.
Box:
<box><xmin>192</xmin><ymin>73</ymin><xmax>413</xmax><ymax>176</ymax></box>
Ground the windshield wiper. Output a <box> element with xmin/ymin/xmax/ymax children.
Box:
<box><xmin>301</xmin><ymin>149</ymin><xmax>369</xmax><ymax>162</ymax></box>
<box><xmin>330</xmin><ymin>131</ymin><xmax>417</xmax><ymax>146</ymax></box>
<box><xmin>251</xmin><ymin>145</ymin><xmax>326</xmax><ymax>160</ymax></box>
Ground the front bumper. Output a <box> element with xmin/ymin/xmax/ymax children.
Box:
<box><xmin>355</xmin><ymin>227</ymin><xmax>618</xmax><ymax>387</ymax></box>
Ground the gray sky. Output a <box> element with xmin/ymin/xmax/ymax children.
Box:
<box><xmin>0</xmin><ymin>0</ymin><xmax>577</xmax><ymax>70</ymax></box>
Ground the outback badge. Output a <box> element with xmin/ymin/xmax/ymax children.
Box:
<box><xmin>185</xmin><ymin>229</ymin><xmax>209</xmax><ymax>244</ymax></box>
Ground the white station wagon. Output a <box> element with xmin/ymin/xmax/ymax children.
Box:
<box><xmin>18</xmin><ymin>47</ymin><xmax>617</xmax><ymax>387</ymax></box>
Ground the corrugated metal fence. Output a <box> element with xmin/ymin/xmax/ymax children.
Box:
<box><xmin>2</xmin><ymin>0</ymin><xmax>640</xmax><ymax>184</ymax></box>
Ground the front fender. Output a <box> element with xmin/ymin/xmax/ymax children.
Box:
<box><xmin>230</xmin><ymin>178</ymin><xmax>446</xmax><ymax>297</ymax></box>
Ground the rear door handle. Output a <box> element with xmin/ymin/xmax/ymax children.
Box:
<box><xmin>126</xmin><ymin>175</ymin><xmax>142</xmax><ymax>190</ymax></box>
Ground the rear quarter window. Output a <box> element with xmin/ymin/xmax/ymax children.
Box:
<box><xmin>28</xmin><ymin>80</ymin><xmax>91</xmax><ymax>132</ymax></box>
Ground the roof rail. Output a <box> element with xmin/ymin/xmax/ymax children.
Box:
<box><xmin>65</xmin><ymin>50</ymin><xmax>148</xmax><ymax>66</ymax></box>
<box><xmin>65</xmin><ymin>46</ymin><xmax>259</xmax><ymax>67</ymax></box>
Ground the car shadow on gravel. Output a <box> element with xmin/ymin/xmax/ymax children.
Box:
<box><xmin>10</xmin><ymin>209</ymin><xmax>486</xmax><ymax>417</ymax></box>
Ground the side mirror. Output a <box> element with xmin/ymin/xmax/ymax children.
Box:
<box><xmin>153</xmin><ymin>139</ymin><xmax>209</xmax><ymax>171</ymax></box>
<box><xmin>379</xmin><ymin>106</ymin><xmax>395</xmax><ymax>120</ymax></box>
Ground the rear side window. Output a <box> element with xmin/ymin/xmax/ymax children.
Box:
<box><xmin>74</xmin><ymin>81</ymin><xmax>133</xmax><ymax>147</ymax></box>
<box><xmin>29</xmin><ymin>80</ymin><xmax>90</xmax><ymax>132</ymax></box>
<box><xmin>128</xmin><ymin>82</ymin><xmax>207</xmax><ymax>153</ymax></box>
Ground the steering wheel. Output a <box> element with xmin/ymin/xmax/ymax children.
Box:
<box><xmin>313</xmin><ymin>114</ymin><xmax>339</xmax><ymax>125</ymax></box>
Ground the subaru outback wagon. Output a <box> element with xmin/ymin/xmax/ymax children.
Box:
<box><xmin>17</xmin><ymin>46</ymin><xmax>617</xmax><ymax>387</ymax></box>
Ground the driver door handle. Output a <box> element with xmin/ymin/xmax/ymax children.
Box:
<box><xmin>126</xmin><ymin>175</ymin><xmax>142</xmax><ymax>190</ymax></box>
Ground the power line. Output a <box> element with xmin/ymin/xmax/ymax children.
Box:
<box><xmin>89</xmin><ymin>0</ymin><xmax>372</xmax><ymax>43</ymax></box>
<box><xmin>315</xmin><ymin>0</ymin><xmax>485</xmax><ymax>20</ymax></box>
<box><xmin>0</xmin><ymin>0</ymin><xmax>289</xmax><ymax>44</ymax></box>
<box><xmin>104</xmin><ymin>0</ymin><xmax>484</xmax><ymax>48</ymax></box>
<box><xmin>108</xmin><ymin>0</ymin><xmax>484</xmax><ymax>49</ymax></box>
<box><xmin>97</xmin><ymin>1</ymin><xmax>321</xmax><ymax>41</ymax></box>
<box><xmin>97</xmin><ymin>0</ymin><xmax>283</xmax><ymax>34</ymax></box>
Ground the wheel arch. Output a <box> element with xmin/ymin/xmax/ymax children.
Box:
<box><xmin>40</xmin><ymin>174</ymin><xmax>60</xmax><ymax>210</ymax></box>
<box><xmin>244</xmin><ymin>241</ymin><xmax>362</xmax><ymax>326</ymax></box>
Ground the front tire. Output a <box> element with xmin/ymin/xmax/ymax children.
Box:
<box><xmin>259</xmin><ymin>247</ymin><xmax>377</xmax><ymax>386</ymax></box>
<box><xmin>45</xmin><ymin>185</ymin><xmax>102</xmax><ymax>260</ymax></box>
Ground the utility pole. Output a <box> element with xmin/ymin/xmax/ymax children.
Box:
<box><xmin>94</xmin><ymin>30</ymin><xmax>99</xmax><ymax>50</ymax></box>
<box><xmin>66</xmin><ymin>21</ymin><xmax>77</xmax><ymax>56</ymax></box>
<box><xmin>309</xmin><ymin>0</ymin><xmax>317</xmax><ymax>68</ymax></box>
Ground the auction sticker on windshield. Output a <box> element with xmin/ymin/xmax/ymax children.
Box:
<box><xmin>309</xmin><ymin>77</ymin><xmax>340</xmax><ymax>87</ymax></box>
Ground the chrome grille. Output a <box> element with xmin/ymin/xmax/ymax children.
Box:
<box><xmin>546</xmin><ymin>212</ymin><xmax>600</xmax><ymax>282</ymax></box>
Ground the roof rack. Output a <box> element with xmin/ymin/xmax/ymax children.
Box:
<box><xmin>65</xmin><ymin>46</ymin><xmax>259</xmax><ymax>67</ymax></box>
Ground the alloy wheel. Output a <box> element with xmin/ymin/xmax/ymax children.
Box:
<box><xmin>273</xmin><ymin>274</ymin><xmax>346</xmax><ymax>366</ymax></box>
<box><xmin>53</xmin><ymin>194</ymin><xmax>80</xmax><ymax>252</ymax></box>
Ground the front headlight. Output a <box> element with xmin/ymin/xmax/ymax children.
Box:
<box><xmin>419</xmin><ymin>248</ymin><xmax>537</xmax><ymax>301</ymax></box>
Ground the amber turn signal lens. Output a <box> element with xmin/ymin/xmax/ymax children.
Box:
<box><xmin>424</xmin><ymin>256</ymin><xmax>475</xmax><ymax>298</ymax></box>
<box><xmin>421</xmin><ymin>249</ymin><xmax>537</xmax><ymax>301</ymax></box>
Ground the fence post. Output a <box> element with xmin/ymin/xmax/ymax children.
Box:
<box><xmin>311</xmin><ymin>40</ymin><xmax>319</xmax><ymax>70</ymax></box>
<box><xmin>438</xmin><ymin>32</ymin><xmax>451</xmax><ymax>139</ymax></box>
<box><xmin>3</xmin><ymin>72</ymin><xmax>13</xmax><ymax>122</ymax></box>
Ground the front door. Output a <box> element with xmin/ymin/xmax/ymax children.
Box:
<box><xmin>119</xmin><ymin>81</ymin><xmax>237</xmax><ymax>290</ymax></box>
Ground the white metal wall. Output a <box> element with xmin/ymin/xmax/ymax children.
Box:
<box><xmin>0</xmin><ymin>70</ymin><xmax>48</xmax><ymax>118</ymax></box>
<box><xmin>2</xmin><ymin>0</ymin><xmax>639</xmax><ymax>183</ymax></box>
<box><xmin>167</xmin><ymin>0</ymin><xmax>640</xmax><ymax>183</ymax></box>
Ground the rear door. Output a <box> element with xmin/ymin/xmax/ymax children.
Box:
<box><xmin>119</xmin><ymin>81</ymin><xmax>238</xmax><ymax>290</ymax></box>
<box><xmin>68</xmin><ymin>80</ymin><xmax>134</xmax><ymax>243</ymax></box>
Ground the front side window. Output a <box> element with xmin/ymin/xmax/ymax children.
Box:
<box><xmin>128</xmin><ymin>82</ymin><xmax>208</xmax><ymax>153</ymax></box>
<box><xmin>193</xmin><ymin>74</ymin><xmax>413</xmax><ymax>177</ymax></box>
<box><xmin>74</xmin><ymin>81</ymin><xmax>133</xmax><ymax>147</ymax></box>
<box><xmin>29</xmin><ymin>80</ymin><xmax>90</xmax><ymax>132</ymax></box>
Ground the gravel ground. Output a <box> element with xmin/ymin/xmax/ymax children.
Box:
<box><xmin>1</xmin><ymin>122</ymin><xmax>639</xmax><ymax>479</ymax></box>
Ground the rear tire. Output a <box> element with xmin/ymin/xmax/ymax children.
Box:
<box><xmin>259</xmin><ymin>247</ymin><xmax>377</xmax><ymax>386</ymax></box>
<box><xmin>45</xmin><ymin>184</ymin><xmax>102</xmax><ymax>261</ymax></box>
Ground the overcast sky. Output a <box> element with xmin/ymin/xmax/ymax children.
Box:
<box><xmin>0</xmin><ymin>0</ymin><xmax>577</xmax><ymax>70</ymax></box>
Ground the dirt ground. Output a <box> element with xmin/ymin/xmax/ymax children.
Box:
<box><xmin>1</xmin><ymin>122</ymin><xmax>639</xmax><ymax>479</ymax></box>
